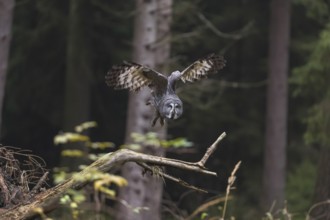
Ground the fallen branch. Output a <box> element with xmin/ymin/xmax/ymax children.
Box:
<box><xmin>1</xmin><ymin>132</ymin><xmax>226</xmax><ymax>220</ymax></box>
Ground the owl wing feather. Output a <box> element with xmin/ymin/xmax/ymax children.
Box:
<box><xmin>179</xmin><ymin>54</ymin><xmax>226</xmax><ymax>83</ymax></box>
<box><xmin>105</xmin><ymin>61</ymin><xmax>167</xmax><ymax>92</ymax></box>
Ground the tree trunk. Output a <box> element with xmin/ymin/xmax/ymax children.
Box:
<box><xmin>261</xmin><ymin>0</ymin><xmax>290</xmax><ymax>211</ymax></box>
<box><xmin>0</xmin><ymin>0</ymin><xmax>14</xmax><ymax>137</ymax></box>
<box><xmin>116</xmin><ymin>0</ymin><xmax>172</xmax><ymax>220</ymax></box>
<box><xmin>62</xmin><ymin>0</ymin><xmax>91</xmax><ymax>169</ymax></box>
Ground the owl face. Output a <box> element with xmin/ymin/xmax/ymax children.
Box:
<box><xmin>159</xmin><ymin>98</ymin><xmax>183</xmax><ymax>120</ymax></box>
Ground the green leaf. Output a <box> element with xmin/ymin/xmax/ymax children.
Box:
<box><xmin>201</xmin><ymin>212</ymin><xmax>209</xmax><ymax>219</ymax></box>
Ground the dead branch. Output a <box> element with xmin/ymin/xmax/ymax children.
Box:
<box><xmin>137</xmin><ymin>162</ymin><xmax>208</xmax><ymax>193</ymax></box>
<box><xmin>30</xmin><ymin>171</ymin><xmax>48</xmax><ymax>196</ymax></box>
<box><xmin>0</xmin><ymin>132</ymin><xmax>226</xmax><ymax>220</ymax></box>
<box><xmin>197</xmin><ymin>132</ymin><xmax>226</xmax><ymax>168</ymax></box>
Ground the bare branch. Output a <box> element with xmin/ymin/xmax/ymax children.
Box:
<box><xmin>30</xmin><ymin>171</ymin><xmax>48</xmax><ymax>196</ymax></box>
<box><xmin>197</xmin><ymin>132</ymin><xmax>226</xmax><ymax>168</ymax></box>
<box><xmin>137</xmin><ymin>162</ymin><xmax>208</xmax><ymax>193</ymax></box>
<box><xmin>92</xmin><ymin>149</ymin><xmax>218</xmax><ymax>178</ymax></box>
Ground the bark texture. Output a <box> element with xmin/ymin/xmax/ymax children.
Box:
<box><xmin>262</xmin><ymin>0</ymin><xmax>291</xmax><ymax>211</ymax></box>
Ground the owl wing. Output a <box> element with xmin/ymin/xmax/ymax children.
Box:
<box><xmin>178</xmin><ymin>54</ymin><xmax>226</xmax><ymax>83</ymax></box>
<box><xmin>105</xmin><ymin>61</ymin><xmax>168</xmax><ymax>92</ymax></box>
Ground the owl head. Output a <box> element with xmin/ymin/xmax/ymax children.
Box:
<box><xmin>159</xmin><ymin>97</ymin><xmax>183</xmax><ymax>120</ymax></box>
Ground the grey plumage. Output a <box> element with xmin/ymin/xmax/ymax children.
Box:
<box><xmin>105</xmin><ymin>54</ymin><xmax>226</xmax><ymax>126</ymax></box>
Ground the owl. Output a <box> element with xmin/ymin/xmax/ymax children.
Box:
<box><xmin>105</xmin><ymin>54</ymin><xmax>226</xmax><ymax>126</ymax></box>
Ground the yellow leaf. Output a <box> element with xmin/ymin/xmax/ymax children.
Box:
<box><xmin>93</xmin><ymin>174</ymin><xmax>127</xmax><ymax>198</ymax></box>
<box><xmin>87</xmin><ymin>142</ymin><xmax>114</xmax><ymax>149</ymax></box>
<box><xmin>53</xmin><ymin>170</ymin><xmax>69</xmax><ymax>184</ymax></box>
<box><xmin>75</xmin><ymin>121</ymin><xmax>97</xmax><ymax>133</ymax></box>
<box><xmin>70</xmin><ymin>202</ymin><xmax>78</xmax><ymax>209</ymax></box>
<box><xmin>60</xmin><ymin>195</ymin><xmax>71</xmax><ymax>204</ymax></box>
<box><xmin>61</xmin><ymin>149</ymin><xmax>84</xmax><ymax>157</ymax></box>
<box><xmin>100</xmin><ymin>186</ymin><xmax>116</xmax><ymax>197</ymax></box>
<box><xmin>54</xmin><ymin>132</ymin><xmax>90</xmax><ymax>145</ymax></box>
<box><xmin>121</xmin><ymin>143</ymin><xmax>141</xmax><ymax>150</ymax></box>
<box><xmin>108</xmin><ymin>175</ymin><xmax>128</xmax><ymax>187</ymax></box>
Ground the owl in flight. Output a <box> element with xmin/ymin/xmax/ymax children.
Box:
<box><xmin>105</xmin><ymin>54</ymin><xmax>226</xmax><ymax>126</ymax></box>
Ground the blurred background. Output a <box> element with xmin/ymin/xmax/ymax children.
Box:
<box><xmin>0</xmin><ymin>0</ymin><xmax>329</xmax><ymax>219</ymax></box>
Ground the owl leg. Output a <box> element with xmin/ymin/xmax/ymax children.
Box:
<box><xmin>152</xmin><ymin>117</ymin><xmax>165</xmax><ymax>127</ymax></box>
<box><xmin>152</xmin><ymin>115</ymin><xmax>159</xmax><ymax>127</ymax></box>
<box><xmin>159</xmin><ymin>116</ymin><xmax>165</xmax><ymax>126</ymax></box>
<box><xmin>152</xmin><ymin>116</ymin><xmax>165</xmax><ymax>127</ymax></box>
<box><xmin>152</xmin><ymin>110</ymin><xmax>164</xmax><ymax>127</ymax></box>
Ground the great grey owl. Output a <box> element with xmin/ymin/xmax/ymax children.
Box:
<box><xmin>105</xmin><ymin>54</ymin><xmax>226</xmax><ymax>126</ymax></box>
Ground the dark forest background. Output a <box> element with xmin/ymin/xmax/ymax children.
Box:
<box><xmin>1</xmin><ymin>0</ymin><xmax>330</xmax><ymax>219</ymax></box>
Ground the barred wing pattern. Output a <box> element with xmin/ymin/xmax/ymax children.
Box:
<box><xmin>105</xmin><ymin>61</ymin><xmax>167</xmax><ymax>92</ymax></box>
<box><xmin>179</xmin><ymin>54</ymin><xmax>226</xmax><ymax>83</ymax></box>
<box><xmin>105</xmin><ymin>54</ymin><xmax>226</xmax><ymax>126</ymax></box>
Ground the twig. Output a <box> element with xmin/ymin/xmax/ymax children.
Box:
<box><xmin>137</xmin><ymin>162</ymin><xmax>208</xmax><ymax>193</ymax></box>
<box><xmin>186</xmin><ymin>196</ymin><xmax>229</xmax><ymax>220</ymax></box>
<box><xmin>222</xmin><ymin>161</ymin><xmax>241</xmax><ymax>220</ymax></box>
<box><xmin>197</xmin><ymin>132</ymin><xmax>226</xmax><ymax>168</ymax></box>
<box><xmin>306</xmin><ymin>199</ymin><xmax>330</xmax><ymax>220</ymax></box>
<box><xmin>30</xmin><ymin>171</ymin><xmax>49</xmax><ymax>196</ymax></box>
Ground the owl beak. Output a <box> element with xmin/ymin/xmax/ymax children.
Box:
<box><xmin>170</xmin><ymin>112</ymin><xmax>176</xmax><ymax>119</ymax></box>
<box><xmin>168</xmin><ymin>104</ymin><xmax>176</xmax><ymax>119</ymax></box>
<box><xmin>169</xmin><ymin>110</ymin><xmax>175</xmax><ymax>119</ymax></box>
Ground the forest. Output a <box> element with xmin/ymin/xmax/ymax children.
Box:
<box><xmin>0</xmin><ymin>0</ymin><xmax>329</xmax><ymax>219</ymax></box>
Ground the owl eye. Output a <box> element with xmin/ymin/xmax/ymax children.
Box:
<box><xmin>175</xmin><ymin>104</ymin><xmax>181</xmax><ymax>109</ymax></box>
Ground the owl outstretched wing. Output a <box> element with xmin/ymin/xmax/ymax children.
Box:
<box><xmin>178</xmin><ymin>54</ymin><xmax>226</xmax><ymax>83</ymax></box>
<box><xmin>105</xmin><ymin>61</ymin><xmax>167</xmax><ymax>92</ymax></box>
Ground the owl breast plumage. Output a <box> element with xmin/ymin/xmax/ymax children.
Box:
<box><xmin>105</xmin><ymin>54</ymin><xmax>226</xmax><ymax>126</ymax></box>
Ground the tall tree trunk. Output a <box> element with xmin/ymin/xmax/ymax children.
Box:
<box><xmin>62</xmin><ymin>0</ymin><xmax>91</xmax><ymax>169</ymax></box>
<box><xmin>0</xmin><ymin>0</ymin><xmax>14</xmax><ymax>137</ymax></box>
<box><xmin>116</xmin><ymin>0</ymin><xmax>172</xmax><ymax>220</ymax></box>
<box><xmin>261</xmin><ymin>0</ymin><xmax>290</xmax><ymax>211</ymax></box>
